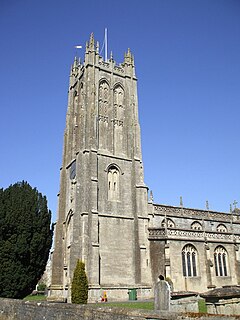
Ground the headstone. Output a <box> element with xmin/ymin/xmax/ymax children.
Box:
<box><xmin>154</xmin><ymin>276</ymin><xmax>170</xmax><ymax>311</ymax></box>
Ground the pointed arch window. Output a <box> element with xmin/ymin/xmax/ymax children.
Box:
<box><xmin>217</xmin><ymin>224</ymin><xmax>227</xmax><ymax>233</ymax></box>
<box><xmin>108</xmin><ymin>166</ymin><xmax>120</xmax><ymax>201</ymax></box>
<box><xmin>214</xmin><ymin>246</ymin><xmax>228</xmax><ymax>276</ymax></box>
<box><xmin>182</xmin><ymin>244</ymin><xmax>198</xmax><ymax>277</ymax></box>
<box><xmin>99</xmin><ymin>80</ymin><xmax>109</xmax><ymax>116</ymax></box>
<box><xmin>161</xmin><ymin>218</ymin><xmax>175</xmax><ymax>228</ymax></box>
<box><xmin>113</xmin><ymin>85</ymin><xmax>124</xmax><ymax>119</ymax></box>
<box><xmin>113</xmin><ymin>85</ymin><xmax>124</xmax><ymax>108</ymax></box>
<box><xmin>191</xmin><ymin>221</ymin><xmax>202</xmax><ymax>230</ymax></box>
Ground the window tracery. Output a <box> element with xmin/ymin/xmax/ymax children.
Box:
<box><xmin>161</xmin><ymin>218</ymin><xmax>175</xmax><ymax>228</ymax></box>
<box><xmin>217</xmin><ymin>224</ymin><xmax>227</xmax><ymax>233</ymax></box>
<box><xmin>99</xmin><ymin>81</ymin><xmax>109</xmax><ymax>116</ymax></box>
<box><xmin>191</xmin><ymin>221</ymin><xmax>202</xmax><ymax>230</ymax></box>
<box><xmin>182</xmin><ymin>244</ymin><xmax>198</xmax><ymax>277</ymax></box>
<box><xmin>214</xmin><ymin>246</ymin><xmax>228</xmax><ymax>276</ymax></box>
<box><xmin>113</xmin><ymin>85</ymin><xmax>124</xmax><ymax>119</ymax></box>
<box><xmin>108</xmin><ymin>166</ymin><xmax>120</xmax><ymax>201</ymax></box>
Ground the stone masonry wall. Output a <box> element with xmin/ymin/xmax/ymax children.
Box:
<box><xmin>2</xmin><ymin>298</ymin><xmax>240</xmax><ymax>320</ymax></box>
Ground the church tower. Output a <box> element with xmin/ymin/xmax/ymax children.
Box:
<box><xmin>49</xmin><ymin>33</ymin><xmax>151</xmax><ymax>302</ymax></box>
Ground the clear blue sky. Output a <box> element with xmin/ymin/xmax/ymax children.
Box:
<box><xmin>1</xmin><ymin>0</ymin><xmax>240</xmax><ymax>221</ymax></box>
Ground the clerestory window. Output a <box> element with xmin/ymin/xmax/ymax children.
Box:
<box><xmin>191</xmin><ymin>221</ymin><xmax>202</xmax><ymax>230</ymax></box>
<box><xmin>161</xmin><ymin>218</ymin><xmax>175</xmax><ymax>228</ymax></box>
<box><xmin>217</xmin><ymin>224</ymin><xmax>227</xmax><ymax>233</ymax></box>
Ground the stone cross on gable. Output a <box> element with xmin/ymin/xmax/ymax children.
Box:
<box><xmin>233</xmin><ymin>200</ymin><xmax>238</xmax><ymax>209</ymax></box>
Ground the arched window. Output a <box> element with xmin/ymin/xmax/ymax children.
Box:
<box><xmin>113</xmin><ymin>85</ymin><xmax>124</xmax><ymax>108</ymax></box>
<box><xmin>161</xmin><ymin>218</ymin><xmax>175</xmax><ymax>228</ymax></box>
<box><xmin>113</xmin><ymin>85</ymin><xmax>124</xmax><ymax>119</ymax></box>
<box><xmin>99</xmin><ymin>80</ymin><xmax>109</xmax><ymax>115</ymax></box>
<box><xmin>182</xmin><ymin>244</ymin><xmax>198</xmax><ymax>277</ymax></box>
<box><xmin>108</xmin><ymin>166</ymin><xmax>120</xmax><ymax>201</ymax></box>
<box><xmin>217</xmin><ymin>224</ymin><xmax>227</xmax><ymax>233</ymax></box>
<box><xmin>191</xmin><ymin>221</ymin><xmax>202</xmax><ymax>230</ymax></box>
<box><xmin>214</xmin><ymin>246</ymin><xmax>228</xmax><ymax>276</ymax></box>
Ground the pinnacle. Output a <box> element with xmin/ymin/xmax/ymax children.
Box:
<box><xmin>89</xmin><ymin>32</ymin><xmax>94</xmax><ymax>45</ymax></box>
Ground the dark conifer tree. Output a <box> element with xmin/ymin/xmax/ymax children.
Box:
<box><xmin>71</xmin><ymin>260</ymin><xmax>88</xmax><ymax>304</ymax></box>
<box><xmin>0</xmin><ymin>181</ymin><xmax>52</xmax><ymax>299</ymax></box>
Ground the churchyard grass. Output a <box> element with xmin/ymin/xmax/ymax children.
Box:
<box><xmin>22</xmin><ymin>297</ymin><xmax>206</xmax><ymax>313</ymax></box>
<box><xmin>91</xmin><ymin>301</ymin><xmax>154</xmax><ymax>310</ymax></box>
<box><xmin>198</xmin><ymin>299</ymin><xmax>207</xmax><ymax>313</ymax></box>
<box><xmin>23</xmin><ymin>294</ymin><xmax>47</xmax><ymax>301</ymax></box>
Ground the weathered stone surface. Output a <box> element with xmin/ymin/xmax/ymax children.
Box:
<box><xmin>201</xmin><ymin>286</ymin><xmax>240</xmax><ymax>315</ymax></box>
<box><xmin>2</xmin><ymin>298</ymin><xmax>240</xmax><ymax>320</ymax></box>
<box><xmin>154</xmin><ymin>280</ymin><xmax>170</xmax><ymax>311</ymax></box>
<box><xmin>170</xmin><ymin>295</ymin><xmax>203</xmax><ymax>313</ymax></box>
<box><xmin>201</xmin><ymin>286</ymin><xmax>240</xmax><ymax>299</ymax></box>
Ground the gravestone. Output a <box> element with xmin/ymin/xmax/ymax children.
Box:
<box><xmin>154</xmin><ymin>275</ymin><xmax>170</xmax><ymax>311</ymax></box>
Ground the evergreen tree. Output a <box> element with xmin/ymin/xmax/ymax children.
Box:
<box><xmin>0</xmin><ymin>181</ymin><xmax>52</xmax><ymax>299</ymax></box>
<box><xmin>71</xmin><ymin>260</ymin><xmax>88</xmax><ymax>304</ymax></box>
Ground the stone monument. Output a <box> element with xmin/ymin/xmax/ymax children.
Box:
<box><xmin>154</xmin><ymin>275</ymin><xmax>170</xmax><ymax>311</ymax></box>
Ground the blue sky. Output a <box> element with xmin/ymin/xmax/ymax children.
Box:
<box><xmin>1</xmin><ymin>0</ymin><xmax>240</xmax><ymax>220</ymax></box>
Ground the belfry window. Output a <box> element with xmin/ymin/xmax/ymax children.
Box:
<box><xmin>214</xmin><ymin>246</ymin><xmax>228</xmax><ymax>276</ymax></box>
<box><xmin>99</xmin><ymin>80</ymin><xmax>109</xmax><ymax>116</ymax></box>
<box><xmin>108</xmin><ymin>166</ymin><xmax>120</xmax><ymax>201</ymax></box>
<box><xmin>182</xmin><ymin>244</ymin><xmax>198</xmax><ymax>277</ymax></box>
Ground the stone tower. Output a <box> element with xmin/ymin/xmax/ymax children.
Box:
<box><xmin>49</xmin><ymin>33</ymin><xmax>151</xmax><ymax>302</ymax></box>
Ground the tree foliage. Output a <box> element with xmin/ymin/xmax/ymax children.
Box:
<box><xmin>71</xmin><ymin>260</ymin><xmax>88</xmax><ymax>304</ymax></box>
<box><xmin>0</xmin><ymin>181</ymin><xmax>52</xmax><ymax>299</ymax></box>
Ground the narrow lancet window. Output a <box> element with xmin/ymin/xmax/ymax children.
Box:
<box><xmin>108</xmin><ymin>166</ymin><xmax>120</xmax><ymax>201</ymax></box>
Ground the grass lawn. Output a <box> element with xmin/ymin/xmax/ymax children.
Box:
<box><xmin>92</xmin><ymin>299</ymin><xmax>207</xmax><ymax>313</ymax></box>
<box><xmin>198</xmin><ymin>299</ymin><xmax>207</xmax><ymax>313</ymax></box>
<box><xmin>22</xmin><ymin>296</ymin><xmax>207</xmax><ymax>313</ymax></box>
<box><xmin>23</xmin><ymin>294</ymin><xmax>47</xmax><ymax>301</ymax></box>
<box><xmin>90</xmin><ymin>301</ymin><xmax>154</xmax><ymax>310</ymax></box>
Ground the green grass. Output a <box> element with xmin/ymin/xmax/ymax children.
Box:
<box><xmin>23</xmin><ymin>294</ymin><xmax>47</xmax><ymax>301</ymax></box>
<box><xmin>91</xmin><ymin>301</ymin><xmax>154</xmax><ymax>310</ymax></box>
<box><xmin>198</xmin><ymin>299</ymin><xmax>207</xmax><ymax>313</ymax></box>
<box><xmin>93</xmin><ymin>299</ymin><xmax>207</xmax><ymax>313</ymax></box>
<box><xmin>22</xmin><ymin>296</ymin><xmax>206</xmax><ymax>313</ymax></box>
